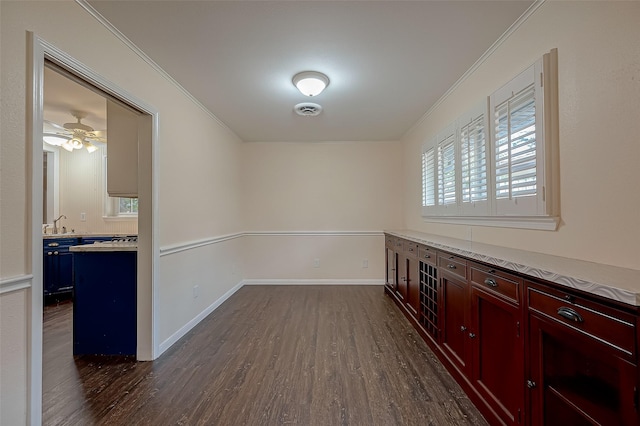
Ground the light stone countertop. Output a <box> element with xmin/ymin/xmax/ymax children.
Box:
<box><xmin>386</xmin><ymin>230</ymin><xmax>640</xmax><ymax>307</ymax></box>
<box><xmin>43</xmin><ymin>233</ymin><xmax>133</xmax><ymax>239</ymax></box>
<box><xmin>70</xmin><ymin>242</ymin><xmax>137</xmax><ymax>252</ymax></box>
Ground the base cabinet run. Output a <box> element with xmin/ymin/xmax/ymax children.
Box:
<box><xmin>384</xmin><ymin>233</ymin><xmax>639</xmax><ymax>426</ymax></box>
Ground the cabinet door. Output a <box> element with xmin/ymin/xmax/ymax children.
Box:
<box><xmin>441</xmin><ymin>274</ymin><xmax>470</xmax><ymax>376</ymax></box>
<box><xmin>107</xmin><ymin>99</ymin><xmax>139</xmax><ymax>197</ymax></box>
<box><xmin>471</xmin><ymin>287</ymin><xmax>524</xmax><ymax>425</ymax></box>
<box><xmin>43</xmin><ymin>251</ymin><xmax>58</xmax><ymax>296</ymax></box>
<box><xmin>385</xmin><ymin>247</ymin><xmax>396</xmax><ymax>291</ymax></box>
<box><xmin>529</xmin><ymin>314</ymin><xmax>639</xmax><ymax>426</ymax></box>
<box><xmin>396</xmin><ymin>255</ymin><xmax>408</xmax><ymax>301</ymax></box>
<box><xmin>57</xmin><ymin>252</ymin><xmax>74</xmax><ymax>292</ymax></box>
<box><xmin>405</xmin><ymin>255</ymin><xmax>420</xmax><ymax>321</ymax></box>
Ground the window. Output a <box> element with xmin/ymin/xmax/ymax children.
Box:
<box><xmin>421</xmin><ymin>50</ymin><xmax>558</xmax><ymax>230</ymax></box>
<box><xmin>118</xmin><ymin>197</ymin><xmax>138</xmax><ymax>215</ymax></box>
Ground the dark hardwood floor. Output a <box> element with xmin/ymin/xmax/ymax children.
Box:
<box><xmin>43</xmin><ymin>285</ymin><xmax>487</xmax><ymax>425</ymax></box>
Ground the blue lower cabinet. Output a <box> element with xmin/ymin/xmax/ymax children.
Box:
<box><xmin>72</xmin><ymin>251</ymin><xmax>136</xmax><ymax>356</ymax></box>
<box><xmin>43</xmin><ymin>238</ymin><xmax>80</xmax><ymax>299</ymax></box>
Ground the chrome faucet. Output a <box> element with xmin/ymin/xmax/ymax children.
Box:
<box><xmin>53</xmin><ymin>214</ymin><xmax>67</xmax><ymax>234</ymax></box>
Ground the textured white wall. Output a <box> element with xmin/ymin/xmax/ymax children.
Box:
<box><xmin>242</xmin><ymin>141</ymin><xmax>403</xmax><ymax>231</ymax></box>
<box><xmin>241</xmin><ymin>141</ymin><xmax>403</xmax><ymax>281</ymax></box>
<box><xmin>402</xmin><ymin>1</ymin><xmax>640</xmax><ymax>270</ymax></box>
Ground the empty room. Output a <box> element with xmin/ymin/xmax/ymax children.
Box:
<box><xmin>1</xmin><ymin>1</ymin><xmax>639</xmax><ymax>425</ymax></box>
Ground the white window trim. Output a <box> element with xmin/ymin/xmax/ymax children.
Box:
<box><xmin>421</xmin><ymin>49</ymin><xmax>559</xmax><ymax>231</ymax></box>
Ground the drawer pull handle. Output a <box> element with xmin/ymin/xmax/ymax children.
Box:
<box><xmin>448</xmin><ymin>264</ymin><xmax>456</xmax><ymax>269</ymax></box>
<box><xmin>484</xmin><ymin>278</ymin><xmax>498</xmax><ymax>287</ymax></box>
<box><xmin>424</xmin><ymin>254</ymin><xmax>431</xmax><ymax>259</ymax></box>
<box><xmin>557</xmin><ymin>307</ymin><xmax>584</xmax><ymax>323</ymax></box>
<box><xmin>48</xmin><ymin>242</ymin><xmax>59</xmax><ymax>247</ymax></box>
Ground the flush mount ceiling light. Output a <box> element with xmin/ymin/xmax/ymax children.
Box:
<box><xmin>292</xmin><ymin>71</ymin><xmax>329</xmax><ymax>97</ymax></box>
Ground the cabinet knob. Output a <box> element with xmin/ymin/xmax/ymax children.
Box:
<box><xmin>469</xmin><ymin>333</ymin><xmax>476</xmax><ymax>339</ymax></box>
<box><xmin>526</xmin><ymin>380</ymin><xmax>537</xmax><ymax>389</ymax></box>
<box><xmin>53</xmin><ymin>251</ymin><xmax>59</xmax><ymax>255</ymax></box>
<box><xmin>448</xmin><ymin>264</ymin><xmax>456</xmax><ymax>269</ymax></box>
<box><xmin>424</xmin><ymin>254</ymin><xmax>430</xmax><ymax>259</ymax></box>
<box><xmin>460</xmin><ymin>326</ymin><xmax>467</xmax><ymax>332</ymax></box>
<box><xmin>47</xmin><ymin>252</ymin><xmax>53</xmax><ymax>256</ymax></box>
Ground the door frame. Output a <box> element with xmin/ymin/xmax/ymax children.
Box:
<box><xmin>27</xmin><ymin>32</ymin><xmax>159</xmax><ymax>425</ymax></box>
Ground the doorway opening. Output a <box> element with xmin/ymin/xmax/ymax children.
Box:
<box><xmin>30</xmin><ymin>34</ymin><xmax>158</xmax><ymax>424</ymax></box>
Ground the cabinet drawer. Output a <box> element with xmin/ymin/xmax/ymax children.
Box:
<box><xmin>403</xmin><ymin>241</ymin><xmax>419</xmax><ymax>257</ymax></box>
<box><xmin>527</xmin><ymin>285</ymin><xmax>636</xmax><ymax>357</ymax></box>
<box><xmin>471</xmin><ymin>266</ymin><xmax>521</xmax><ymax>304</ymax></box>
<box><xmin>438</xmin><ymin>253</ymin><xmax>467</xmax><ymax>280</ymax></box>
<box><xmin>418</xmin><ymin>245</ymin><xmax>437</xmax><ymax>266</ymax></box>
<box><xmin>385</xmin><ymin>236</ymin><xmax>395</xmax><ymax>249</ymax></box>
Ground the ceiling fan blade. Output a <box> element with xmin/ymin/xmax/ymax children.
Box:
<box><xmin>85</xmin><ymin>137</ymin><xmax>106</xmax><ymax>145</ymax></box>
<box><xmin>43</xmin><ymin>119</ymin><xmax>67</xmax><ymax>131</ymax></box>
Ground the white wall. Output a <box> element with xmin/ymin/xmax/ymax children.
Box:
<box><xmin>54</xmin><ymin>145</ymin><xmax>137</xmax><ymax>235</ymax></box>
<box><xmin>241</xmin><ymin>141</ymin><xmax>403</xmax><ymax>281</ymax></box>
<box><xmin>402</xmin><ymin>1</ymin><xmax>640</xmax><ymax>270</ymax></box>
<box><xmin>0</xmin><ymin>2</ymin><xmax>243</xmax><ymax>424</ymax></box>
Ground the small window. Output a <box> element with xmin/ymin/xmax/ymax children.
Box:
<box><xmin>118</xmin><ymin>197</ymin><xmax>138</xmax><ymax>215</ymax></box>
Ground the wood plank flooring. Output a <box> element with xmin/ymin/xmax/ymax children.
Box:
<box><xmin>43</xmin><ymin>285</ymin><xmax>487</xmax><ymax>425</ymax></box>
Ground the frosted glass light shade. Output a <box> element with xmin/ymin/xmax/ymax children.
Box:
<box><xmin>293</xmin><ymin>71</ymin><xmax>329</xmax><ymax>97</ymax></box>
<box><xmin>84</xmin><ymin>142</ymin><xmax>98</xmax><ymax>153</ymax></box>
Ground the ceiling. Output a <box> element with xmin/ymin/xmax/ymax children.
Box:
<box><xmin>44</xmin><ymin>66</ymin><xmax>107</xmax><ymax>132</ymax></box>
<box><xmin>81</xmin><ymin>0</ymin><xmax>533</xmax><ymax>143</ymax></box>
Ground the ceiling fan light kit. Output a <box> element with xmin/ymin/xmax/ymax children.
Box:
<box><xmin>43</xmin><ymin>111</ymin><xmax>107</xmax><ymax>153</ymax></box>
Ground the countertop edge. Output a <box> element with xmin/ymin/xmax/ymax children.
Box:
<box><xmin>385</xmin><ymin>230</ymin><xmax>640</xmax><ymax>307</ymax></box>
<box><xmin>70</xmin><ymin>245</ymin><xmax>137</xmax><ymax>252</ymax></box>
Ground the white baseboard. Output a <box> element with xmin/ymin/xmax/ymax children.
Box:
<box><xmin>158</xmin><ymin>279</ymin><xmax>244</xmax><ymax>355</ymax></box>
<box><xmin>243</xmin><ymin>278</ymin><xmax>385</xmax><ymax>286</ymax></box>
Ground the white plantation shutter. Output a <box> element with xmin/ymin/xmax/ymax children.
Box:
<box><xmin>494</xmin><ymin>85</ymin><xmax>536</xmax><ymax>200</ymax></box>
<box><xmin>491</xmin><ymin>58</ymin><xmax>546</xmax><ymax>217</ymax></box>
<box><xmin>437</xmin><ymin>134</ymin><xmax>456</xmax><ymax>206</ymax></box>
<box><xmin>422</xmin><ymin>148</ymin><xmax>435</xmax><ymax>208</ymax></box>
<box><xmin>460</xmin><ymin>114</ymin><xmax>487</xmax><ymax>204</ymax></box>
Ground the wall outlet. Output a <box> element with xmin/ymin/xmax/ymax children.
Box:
<box><xmin>193</xmin><ymin>285</ymin><xmax>199</xmax><ymax>299</ymax></box>
<box><xmin>80</xmin><ymin>212</ymin><xmax>86</xmax><ymax>222</ymax></box>
<box><xmin>313</xmin><ymin>258</ymin><xmax>320</xmax><ymax>268</ymax></box>
<box><xmin>362</xmin><ymin>259</ymin><xmax>369</xmax><ymax>268</ymax></box>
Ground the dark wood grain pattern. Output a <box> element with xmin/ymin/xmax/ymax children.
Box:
<box><xmin>43</xmin><ymin>286</ymin><xmax>487</xmax><ymax>425</ymax></box>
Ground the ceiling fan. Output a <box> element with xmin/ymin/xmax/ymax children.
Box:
<box><xmin>43</xmin><ymin>110</ymin><xmax>107</xmax><ymax>153</ymax></box>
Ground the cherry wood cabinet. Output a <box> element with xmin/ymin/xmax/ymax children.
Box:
<box><xmin>526</xmin><ymin>281</ymin><xmax>639</xmax><ymax>426</ymax></box>
<box><xmin>402</xmin><ymin>241</ymin><xmax>421</xmax><ymax>322</ymax></box>
<box><xmin>469</xmin><ymin>265</ymin><xmax>524</xmax><ymax>426</ymax></box>
<box><xmin>383</xmin><ymin>233</ymin><xmax>640</xmax><ymax>426</ymax></box>
<box><xmin>384</xmin><ymin>236</ymin><xmax>397</xmax><ymax>294</ymax></box>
